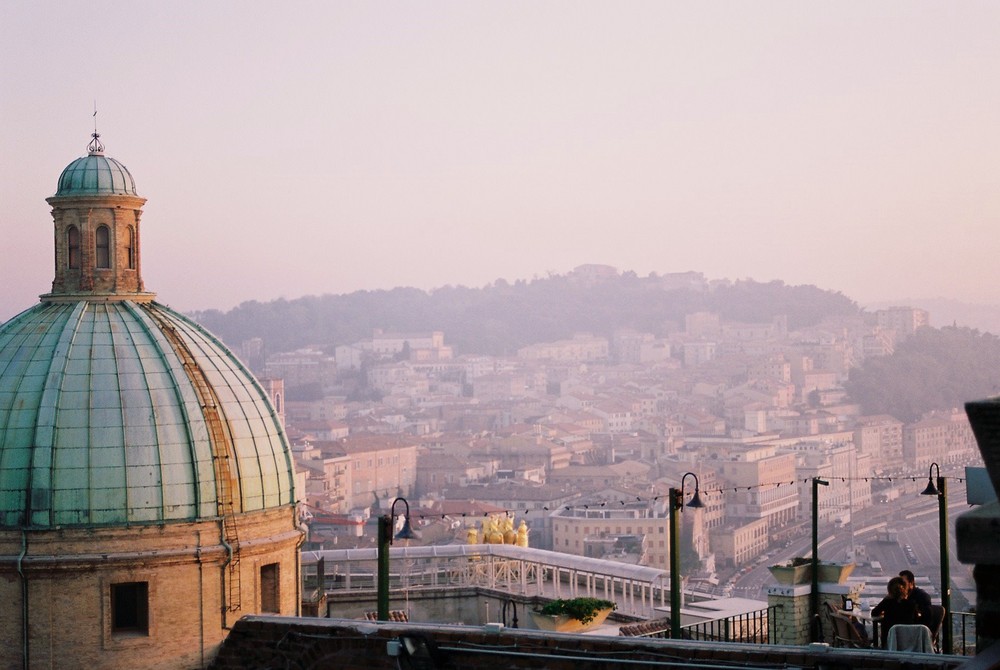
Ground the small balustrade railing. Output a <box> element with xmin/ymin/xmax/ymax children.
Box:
<box><xmin>619</xmin><ymin>606</ymin><xmax>776</xmax><ymax>644</ymax></box>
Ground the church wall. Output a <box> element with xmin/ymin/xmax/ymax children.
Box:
<box><xmin>227</xmin><ymin>507</ymin><xmax>305</xmax><ymax>626</ymax></box>
<box><xmin>0</xmin><ymin>507</ymin><xmax>301</xmax><ymax>669</ymax></box>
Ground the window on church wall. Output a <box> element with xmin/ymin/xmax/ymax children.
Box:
<box><xmin>111</xmin><ymin>582</ymin><xmax>149</xmax><ymax>635</ymax></box>
<box><xmin>260</xmin><ymin>563</ymin><xmax>280</xmax><ymax>613</ymax></box>
<box><xmin>126</xmin><ymin>226</ymin><xmax>136</xmax><ymax>269</ymax></box>
<box><xmin>96</xmin><ymin>225</ymin><xmax>111</xmax><ymax>269</ymax></box>
<box><xmin>67</xmin><ymin>225</ymin><xmax>81</xmax><ymax>269</ymax></box>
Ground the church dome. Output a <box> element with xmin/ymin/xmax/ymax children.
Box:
<box><xmin>54</xmin><ymin>133</ymin><xmax>138</xmax><ymax>197</ymax></box>
<box><xmin>0</xmin><ymin>299</ymin><xmax>295</xmax><ymax>528</ymax></box>
<box><xmin>55</xmin><ymin>152</ymin><xmax>138</xmax><ymax>197</ymax></box>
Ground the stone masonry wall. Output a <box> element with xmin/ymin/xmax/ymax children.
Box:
<box><xmin>767</xmin><ymin>582</ymin><xmax>863</xmax><ymax>646</ymax></box>
<box><xmin>0</xmin><ymin>506</ymin><xmax>301</xmax><ymax>670</ymax></box>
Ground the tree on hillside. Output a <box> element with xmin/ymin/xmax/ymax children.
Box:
<box><xmin>192</xmin><ymin>274</ymin><xmax>858</xmax><ymax>357</ymax></box>
<box><xmin>844</xmin><ymin>326</ymin><xmax>1000</xmax><ymax>422</ymax></box>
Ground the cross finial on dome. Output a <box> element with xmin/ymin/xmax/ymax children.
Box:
<box><xmin>88</xmin><ymin>103</ymin><xmax>105</xmax><ymax>155</ymax></box>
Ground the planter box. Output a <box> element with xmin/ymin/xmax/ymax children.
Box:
<box><xmin>529</xmin><ymin>607</ymin><xmax>613</xmax><ymax>633</ymax></box>
<box><xmin>768</xmin><ymin>563</ymin><xmax>812</xmax><ymax>585</ymax></box>
<box><xmin>768</xmin><ymin>562</ymin><xmax>855</xmax><ymax>586</ymax></box>
<box><xmin>817</xmin><ymin>562</ymin><xmax>855</xmax><ymax>584</ymax></box>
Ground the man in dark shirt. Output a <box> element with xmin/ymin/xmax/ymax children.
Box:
<box><xmin>899</xmin><ymin>569</ymin><xmax>932</xmax><ymax>621</ymax></box>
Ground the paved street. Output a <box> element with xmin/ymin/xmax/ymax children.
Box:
<box><xmin>727</xmin><ymin>477</ymin><xmax>974</xmax><ymax>607</ymax></box>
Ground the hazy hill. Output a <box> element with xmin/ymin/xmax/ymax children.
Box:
<box><xmin>191</xmin><ymin>274</ymin><xmax>859</xmax><ymax>356</ymax></box>
<box><xmin>190</xmin><ymin>273</ymin><xmax>1000</xmax><ymax>424</ymax></box>
<box><xmin>845</xmin><ymin>326</ymin><xmax>1000</xmax><ymax>423</ymax></box>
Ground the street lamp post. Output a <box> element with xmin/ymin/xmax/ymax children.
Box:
<box><xmin>669</xmin><ymin>472</ymin><xmax>705</xmax><ymax>639</ymax></box>
<box><xmin>921</xmin><ymin>463</ymin><xmax>952</xmax><ymax>654</ymax></box>
<box><xmin>811</xmin><ymin>477</ymin><xmax>829</xmax><ymax>642</ymax></box>
<box><xmin>376</xmin><ymin>497</ymin><xmax>421</xmax><ymax>621</ymax></box>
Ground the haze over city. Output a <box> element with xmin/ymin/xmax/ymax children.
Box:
<box><xmin>2</xmin><ymin>2</ymin><xmax>999</xmax><ymax>323</ymax></box>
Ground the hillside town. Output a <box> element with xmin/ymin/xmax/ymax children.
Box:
<box><xmin>247</xmin><ymin>270</ymin><xmax>979</xmax><ymax>585</ymax></box>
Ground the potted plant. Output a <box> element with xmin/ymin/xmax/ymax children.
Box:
<box><xmin>529</xmin><ymin>597</ymin><xmax>617</xmax><ymax>632</ymax></box>
<box><xmin>768</xmin><ymin>556</ymin><xmax>813</xmax><ymax>585</ymax></box>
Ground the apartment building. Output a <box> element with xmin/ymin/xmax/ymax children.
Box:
<box><xmin>876</xmin><ymin>306</ymin><xmax>929</xmax><ymax>339</ymax></box>
<box><xmin>854</xmin><ymin>415</ymin><xmax>903</xmax><ymax>467</ymax></box>
<box><xmin>710</xmin><ymin>517</ymin><xmax>768</xmax><ymax>568</ymax></box>
<box><xmin>265</xmin><ymin>347</ymin><xmax>337</xmax><ymax>389</ymax></box>
<box><xmin>715</xmin><ymin>446</ymin><xmax>799</xmax><ymax>528</ymax></box>
<box><xmin>517</xmin><ymin>333</ymin><xmax>610</xmax><ymax>361</ymax></box>
<box><xmin>903</xmin><ymin>409</ymin><xmax>977</xmax><ymax>469</ymax></box>
<box><xmin>313</xmin><ymin>435</ymin><xmax>419</xmax><ymax>512</ymax></box>
<box><xmin>793</xmin><ymin>439</ymin><xmax>872</xmax><ymax>523</ymax></box>
<box><xmin>590</xmin><ymin>400</ymin><xmax>636</xmax><ymax>433</ymax></box>
<box><xmin>551</xmin><ymin>496</ymin><xmax>673</xmax><ymax>568</ymax></box>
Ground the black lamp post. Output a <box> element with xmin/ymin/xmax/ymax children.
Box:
<box><xmin>669</xmin><ymin>472</ymin><xmax>706</xmax><ymax>638</ymax></box>
<box><xmin>811</xmin><ymin>477</ymin><xmax>829</xmax><ymax>642</ymax></box>
<box><xmin>376</xmin><ymin>497</ymin><xmax>421</xmax><ymax>621</ymax></box>
<box><xmin>921</xmin><ymin>462</ymin><xmax>952</xmax><ymax>654</ymax></box>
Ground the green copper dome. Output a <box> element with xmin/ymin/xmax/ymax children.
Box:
<box><xmin>0</xmin><ymin>300</ymin><xmax>295</xmax><ymax>528</ymax></box>
<box><xmin>56</xmin><ymin>152</ymin><xmax>138</xmax><ymax>197</ymax></box>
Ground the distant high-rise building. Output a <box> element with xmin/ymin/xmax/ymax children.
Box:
<box><xmin>876</xmin><ymin>306</ymin><xmax>930</xmax><ymax>339</ymax></box>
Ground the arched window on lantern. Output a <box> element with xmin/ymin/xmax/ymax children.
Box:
<box><xmin>96</xmin><ymin>225</ymin><xmax>111</xmax><ymax>269</ymax></box>
<box><xmin>67</xmin><ymin>225</ymin><xmax>81</xmax><ymax>269</ymax></box>
<box><xmin>126</xmin><ymin>226</ymin><xmax>136</xmax><ymax>270</ymax></box>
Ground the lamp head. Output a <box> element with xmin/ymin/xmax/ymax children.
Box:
<box><xmin>679</xmin><ymin>472</ymin><xmax>706</xmax><ymax>511</ymax></box>
<box><xmin>921</xmin><ymin>463</ymin><xmax>941</xmax><ymax>496</ymax></box>
<box><xmin>395</xmin><ymin>516</ymin><xmax>422</xmax><ymax>541</ymax></box>
<box><xmin>687</xmin><ymin>488</ymin><xmax>706</xmax><ymax>509</ymax></box>
<box><xmin>390</xmin><ymin>497</ymin><xmax>422</xmax><ymax>543</ymax></box>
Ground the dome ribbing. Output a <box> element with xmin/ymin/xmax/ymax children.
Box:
<box><xmin>0</xmin><ymin>300</ymin><xmax>295</xmax><ymax>528</ymax></box>
<box><xmin>55</xmin><ymin>153</ymin><xmax>138</xmax><ymax>196</ymax></box>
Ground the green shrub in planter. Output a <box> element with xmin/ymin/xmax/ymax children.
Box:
<box><xmin>538</xmin><ymin>597</ymin><xmax>617</xmax><ymax>625</ymax></box>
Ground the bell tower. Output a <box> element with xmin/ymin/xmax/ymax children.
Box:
<box><xmin>43</xmin><ymin>131</ymin><xmax>153</xmax><ymax>302</ymax></box>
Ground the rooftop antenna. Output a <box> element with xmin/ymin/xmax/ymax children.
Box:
<box><xmin>88</xmin><ymin>101</ymin><xmax>105</xmax><ymax>154</ymax></box>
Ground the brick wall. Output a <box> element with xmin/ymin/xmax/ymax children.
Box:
<box><xmin>0</xmin><ymin>506</ymin><xmax>301</xmax><ymax>669</ymax></box>
<box><xmin>47</xmin><ymin>194</ymin><xmax>148</xmax><ymax>296</ymax></box>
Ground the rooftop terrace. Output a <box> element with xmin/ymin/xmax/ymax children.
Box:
<box><xmin>206</xmin><ymin>543</ymin><xmax>987</xmax><ymax>670</ymax></box>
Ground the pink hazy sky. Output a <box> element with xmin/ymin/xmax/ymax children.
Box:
<box><xmin>2</xmin><ymin>2</ymin><xmax>999</xmax><ymax>322</ymax></box>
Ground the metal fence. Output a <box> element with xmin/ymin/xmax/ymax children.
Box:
<box><xmin>619</xmin><ymin>606</ymin><xmax>776</xmax><ymax>644</ymax></box>
<box><xmin>952</xmin><ymin>610</ymin><xmax>977</xmax><ymax>656</ymax></box>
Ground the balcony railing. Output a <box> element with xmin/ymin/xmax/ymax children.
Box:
<box><xmin>304</xmin><ymin>546</ymin><xmax>977</xmax><ymax>657</ymax></box>
<box><xmin>624</xmin><ymin>606</ymin><xmax>975</xmax><ymax>653</ymax></box>
<box><xmin>619</xmin><ymin>606</ymin><xmax>776</xmax><ymax>644</ymax></box>
<box><xmin>952</xmin><ymin>610</ymin><xmax>977</xmax><ymax>656</ymax></box>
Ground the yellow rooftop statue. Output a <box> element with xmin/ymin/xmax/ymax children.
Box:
<box><xmin>0</xmin><ymin>131</ymin><xmax>303</xmax><ymax>670</ymax></box>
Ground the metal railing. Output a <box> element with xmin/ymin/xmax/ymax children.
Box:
<box><xmin>619</xmin><ymin>606</ymin><xmax>776</xmax><ymax>644</ymax></box>
<box><xmin>303</xmin><ymin>548</ymin><xmax>977</xmax><ymax>657</ymax></box>
<box><xmin>952</xmin><ymin>610</ymin><xmax>977</xmax><ymax>656</ymax></box>
<box><xmin>685</xmin><ymin>606</ymin><xmax>776</xmax><ymax>644</ymax></box>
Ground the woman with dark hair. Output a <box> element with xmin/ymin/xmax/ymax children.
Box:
<box><xmin>872</xmin><ymin>576</ymin><xmax>920</xmax><ymax>647</ymax></box>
